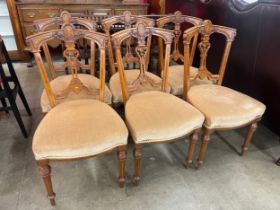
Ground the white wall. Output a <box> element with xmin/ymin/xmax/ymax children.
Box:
<box><xmin>0</xmin><ymin>0</ymin><xmax>17</xmax><ymax>50</ymax></box>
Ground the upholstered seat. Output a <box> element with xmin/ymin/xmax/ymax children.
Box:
<box><xmin>41</xmin><ymin>74</ymin><xmax>112</xmax><ymax>112</ymax></box>
<box><xmin>33</xmin><ymin>99</ymin><xmax>128</xmax><ymax>160</ymax></box>
<box><xmin>168</xmin><ymin>65</ymin><xmax>213</xmax><ymax>95</ymax></box>
<box><xmin>187</xmin><ymin>84</ymin><xmax>266</xmax><ymax>129</ymax></box>
<box><xmin>109</xmin><ymin>69</ymin><xmax>171</xmax><ymax>103</ymax></box>
<box><xmin>125</xmin><ymin>91</ymin><xmax>204</xmax><ymax>143</ymax></box>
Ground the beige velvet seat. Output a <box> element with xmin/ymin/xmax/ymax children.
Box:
<box><xmin>168</xmin><ymin>65</ymin><xmax>213</xmax><ymax>95</ymax></box>
<box><xmin>41</xmin><ymin>74</ymin><xmax>112</xmax><ymax>112</ymax></box>
<box><xmin>33</xmin><ymin>99</ymin><xmax>128</xmax><ymax>160</ymax></box>
<box><xmin>187</xmin><ymin>84</ymin><xmax>266</xmax><ymax>129</ymax></box>
<box><xmin>109</xmin><ymin>69</ymin><xmax>170</xmax><ymax>104</ymax></box>
<box><xmin>183</xmin><ymin>20</ymin><xmax>266</xmax><ymax>168</ymax></box>
<box><xmin>126</xmin><ymin>91</ymin><xmax>204</xmax><ymax>144</ymax></box>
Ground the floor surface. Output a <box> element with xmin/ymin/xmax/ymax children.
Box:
<box><xmin>0</xmin><ymin>63</ymin><xmax>280</xmax><ymax>210</ymax></box>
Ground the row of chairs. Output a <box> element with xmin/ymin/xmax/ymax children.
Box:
<box><xmin>26</xmin><ymin>11</ymin><xmax>266</xmax><ymax>205</ymax></box>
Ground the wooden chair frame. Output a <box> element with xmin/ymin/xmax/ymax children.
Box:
<box><xmin>112</xmin><ymin>23</ymin><xmax>202</xmax><ymax>185</ymax></box>
<box><xmin>102</xmin><ymin>11</ymin><xmax>155</xmax><ymax>76</ymax></box>
<box><xmin>156</xmin><ymin>11</ymin><xmax>202</xmax><ymax>71</ymax></box>
<box><xmin>27</xmin><ymin>23</ymin><xmax>128</xmax><ymax>205</ymax></box>
<box><xmin>33</xmin><ymin>11</ymin><xmax>97</xmax><ymax>79</ymax></box>
<box><xmin>183</xmin><ymin>20</ymin><xmax>262</xmax><ymax>168</ymax></box>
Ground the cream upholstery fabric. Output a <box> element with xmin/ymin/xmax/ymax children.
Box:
<box><xmin>109</xmin><ymin>69</ymin><xmax>171</xmax><ymax>104</ymax></box>
<box><xmin>125</xmin><ymin>91</ymin><xmax>204</xmax><ymax>144</ymax></box>
<box><xmin>33</xmin><ymin>100</ymin><xmax>128</xmax><ymax>160</ymax></box>
<box><xmin>168</xmin><ymin>65</ymin><xmax>213</xmax><ymax>95</ymax></box>
<box><xmin>187</xmin><ymin>84</ymin><xmax>266</xmax><ymax>129</ymax></box>
<box><xmin>41</xmin><ymin>74</ymin><xmax>112</xmax><ymax>112</ymax></box>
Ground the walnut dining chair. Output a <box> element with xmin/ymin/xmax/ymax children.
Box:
<box><xmin>157</xmin><ymin>11</ymin><xmax>204</xmax><ymax>96</ymax></box>
<box><xmin>112</xmin><ymin>23</ymin><xmax>205</xmax><ymax>185</ymax></box>
<box><xmin>27</xmin><ymin>11</ymin><xmax>112</xmax><ymax>112</ymax></box>
<box><xmin>26</xmin><ymin>23</ymin><xmax>128</xmax><ymax>206</ymax></box>
<box><xmin>183</xmin><ymin>20</ymin><xmax>266</xmax><ymax>168</ymax></box>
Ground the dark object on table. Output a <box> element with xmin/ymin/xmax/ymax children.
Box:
<box><xmin>0</xmin><ymin>36</ymin><xmax>32</xmax><ymax>138</ymax></box>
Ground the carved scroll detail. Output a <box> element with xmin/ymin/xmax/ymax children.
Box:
<box><xmin>54</xmin><ymin>24</ymin><xmax>98</xmax><ymax>100</ymax></box>
<box><xmin>127</xmin><ymin>23</ymin><xmax>161</xmax><ymax>92</ymax></box>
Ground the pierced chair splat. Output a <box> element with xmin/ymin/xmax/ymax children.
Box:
<box><xmin>102</xmin><ymin>11</ymin><xmax>155</xmax><ymax>76</ymax></box>
<box><xmin>33</xmin><ymin>11</ymin><xmax>97</xmax><ymax>78</ymax></box>
<box><xmin>157</xmin><ymin>11</ymin><xmax>203</xmax><ymax>96</ymax></box>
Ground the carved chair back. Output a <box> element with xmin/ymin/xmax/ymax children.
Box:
<box><xmin>111</xmin><ymin>23</ymin><xmax>174</xmax><ymax>104</ymax></box>
<box><xmin>33</xmin><ymin>11</ymin><xmax>97</xmax><ymax>79</ymax></box>
<box><xmin>26</xmin><ymin>23</ymin><xmax>107</xmax><ymax>110</ymax></box>
<box><xmin>183</xmin><ymin>20</ymin><xmax>236</xmax><ymax>99</ymax></box>
<box><xmin>157</xmin><ymin>11</ymin><xmax>202</xmax><ymax>70</ymax></box>
<box><xmin>102</xmin><ymin>11</ymin><xmax>155</xmax><ymax>76</ymax></box>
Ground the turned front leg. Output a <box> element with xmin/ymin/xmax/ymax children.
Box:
<box><xmin>185</xmin><ymin>129</ymin><xmax>200</xmax><ymax>168</ymax></box>
<box><xmin>197</xmin><ymin>129</ymin><xmax>212</xmax><ymax>169</ymax></box>
<box><xmin>117</xmin><ymin>146</ymin><xmax>127</xmax><ymax>188</ymax></box>
<box><xmin>37</xmin><ymin>160</ymin><xmax>56</xmax><ymax>206</ymax></box>
<box><xmin>241</xmin><ymin>122</ymin><xmax>258</xmax><ymax>156</ymax></box>
<box><xmin>133</xmin><ymin>144</ymin><xmax>143</xmax><ymax>186</ymax></box>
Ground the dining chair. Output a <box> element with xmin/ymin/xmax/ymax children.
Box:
<box><xmin>27</xmin><ymin>23</ymin><xmax>128</xmax><ymax>206</ymax></box>
<box><xmin>156</xmin><ymin>11</ymin><xmax>204</xmax><ymax>96</ymax></box>
<box><xmin>27</xmin><ymin>11</ymin><xmax>112</xmax><ymax>112</ymax></box>
<box><xmin>183</xmin><ymin>20</ymin><xmax>266</xmax><ymax>168</ymax></box>
<box><xmin>112</xmin><ymin>23</ymin><xmax>205</xmax><ymax>185</ymax></box>
<box><xmin>0</xmin><ymin>36</ymin><xmax>32</xmax><ymax>138</ymax></box>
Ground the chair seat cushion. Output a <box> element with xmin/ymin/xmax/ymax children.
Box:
<box><xmin>187</xmin><ymin>84</ymin><xmax>266</xmax><ymax>129</ymax></box>
<box><xmin>125</xmin><ymin>91</ymin><xmax>204</xmax><ymax>144</ymax></box>
<box><xmin>33</xmin><ymin>99</ymin><xmax>128</xmax><ymax>160</ymax></box>
<box><xmin>168</xmin><ymin>65</ymin><xmax>213</xmax><ymax>95</ymax></box>
<box><xmin>41</xmin><ymin>74</ymin><xmax>112</xmax><ymax>112</ymax></box>
<box><xmin>109</xmin><ymin>69</ymin><xmax>171</xmax><ymax>104</ymax></box>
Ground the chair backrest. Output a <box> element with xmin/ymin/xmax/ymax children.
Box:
<box><xmin>33</xmin><ymin>11</ymin><xmax>97</xmax><ymax>79</ymax></box>
<box><xmin>111</xmin><ymin>23</ymin><xmax>174</xmax><ymax>104</ymax></box>
<box><xmin>183</xmin><ymin>20</ymin><xmax>236</xmax><ymax>99</ymax></box>
<box><xmin>157</xmin><ymin>11</ymin><xmax>202</xmax><ymax>70</ymax></box>
<box><xmin>26</xmin><ymin>23</ymin><xmax>107</xmax><ymax>109</ymax></box>
<box><xmin>102</xmin><ymin>11</ymin><xmax>155</xmax><ymax>75</ymax></box>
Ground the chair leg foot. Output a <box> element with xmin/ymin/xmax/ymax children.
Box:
<box><xmin>241</xmin><ymin>122</ymin><xmax>258</xmax><ymax>156</ymax></box>
<box><xmin>133</xmin><ymin>144</ymin><xmax>142</xmax><ymax>186</ymax></box>
<box><xmin>117</xmin><ymin>146</ymin><xmax>127</xmax><ymax>188</ymax></box>
<box><xmin>185</xmin><ymin>129</ymin><xmax>199</xmax><ymax>168</ymax></box>
<box><xmin>197</xmin><ymin>129</ymin><xmax>211</xmax><ymax>169</ymax></box>
<box><xmin>37</xmin><ymin>161</ymin><xmax>56</xmax><ymax>206</ymax></box>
